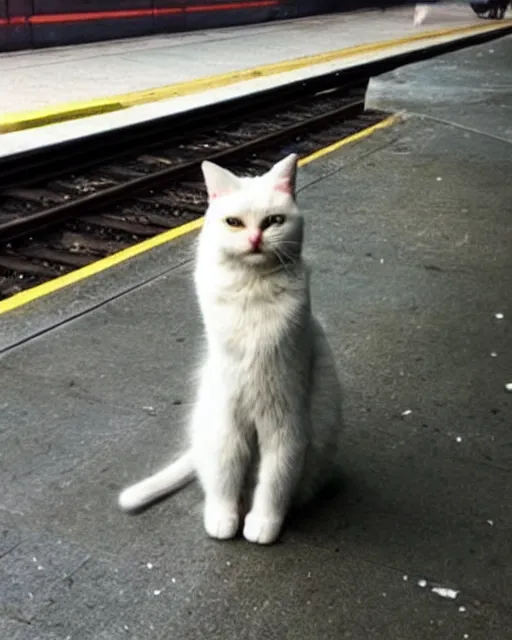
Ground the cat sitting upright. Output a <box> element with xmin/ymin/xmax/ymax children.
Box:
<box><xmin>119</xmin><ymin>154</ymin><xmax>343</xmax><ymax>545</ymax></box>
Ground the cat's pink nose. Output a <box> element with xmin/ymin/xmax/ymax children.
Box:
<box><xmin>249</xmin><ymin>230</ymin><xmax>263</xmax><ymax>250</ymax></box>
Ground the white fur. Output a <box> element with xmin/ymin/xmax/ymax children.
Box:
<box><xmin>119</xmin><ymin>154</ymin><xmax>342</xmax><ymax>545</ymax></box>
<box><xmin>118</xmin><ymin>451</ymin><xmax>194</xmax><ymax>511</ymax></box>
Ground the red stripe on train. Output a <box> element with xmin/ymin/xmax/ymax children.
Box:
<box><xmin>0</xmin><ymin>1</ymin><xmax>279</xmax><ymax>27</ymax></box>
<box><xmin>31</xmin><ymin>9</ymin><xmax>180</xmax><ymax>24</ymax></box>
<box><xmin>186</xmin><ymin>1</ymin><xmax>278</xmax><ymax>12</ymax></box>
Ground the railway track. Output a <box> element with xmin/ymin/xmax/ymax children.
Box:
<box><xmin>1</xmin><ymin>23</ymin><xmax>509</xmax><ymax>303</ymax></box>
<box><xmin>0</xmin><ymin>74</ymin><xmax>389</xmax><ymax>301</ymax></box>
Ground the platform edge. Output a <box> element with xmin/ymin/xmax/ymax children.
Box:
<box><xmin>0</xmin><ymin>113</ymin><xmax>401</xmax><ymax>315</ymax></box>
<box><xmin>1</xmin><ymin>21</ymin><xmax>510</xmax><ymax>134</ymax></box>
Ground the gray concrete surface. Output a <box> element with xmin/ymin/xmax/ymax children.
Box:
<box><xmin>367</xmin><ymin>31</ymin><xmax>512</xmax><ymax>142</ymax></box>
<box><xmin>0</xmin><ymin>4</ymin><xmax>502</xmax><ymax>115</ymax></box>
<box><xmin>1</xmin><ymin>37</ymin><xmax>512</xmax><ymax>640</ymax></box>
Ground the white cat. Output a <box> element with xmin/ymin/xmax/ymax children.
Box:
<box><xmin>119</xmin><ymin>154</ymin><xmax>342</xmax><ymax>545</ymax></box>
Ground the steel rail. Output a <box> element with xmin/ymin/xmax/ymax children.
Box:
<box><xmin>0</xmin><ymin>97</ymin><xmax>365</xmax><ymax>242</ymax></box>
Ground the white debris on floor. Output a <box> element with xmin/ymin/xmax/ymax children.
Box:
<box><xmin>417</xmin><ymin>579</ymin><xmax>460</xmax><ymax>600</ymax></box>
<box><xmin>431</xmin><ymin>586</ymin><xmax>459</xmax><ymax>599</ymax></box>
<box><xmin>143</xmin><ymin>405</ymin><xmax>157</xmax><ymax>415</ymax></box>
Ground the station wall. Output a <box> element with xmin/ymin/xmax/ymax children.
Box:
<box><xmin>0</xmin><ymin>1</ymin><xmax>411</xmax><ymax>51</ymax></box>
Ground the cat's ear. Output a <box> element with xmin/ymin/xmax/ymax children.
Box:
<box><xmin>201</xmin><ymin>161</ymin><xmax>241</xmax><ymax>202</ymax></box>
<box><xmin>268</xmin><ymin>153</ymin><xmax>298</xmax><ymax>199</ymax></box>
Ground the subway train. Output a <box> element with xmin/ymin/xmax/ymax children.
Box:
<box><xmin>1</xmin><ymin>0</ymin><xmax>413</xmax><ymax>51</ymax></box>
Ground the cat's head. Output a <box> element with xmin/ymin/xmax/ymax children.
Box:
<box><xmin>199</xmin><ymin>154</ymin><xmax>303</xmax><ymax>268</ymax></box>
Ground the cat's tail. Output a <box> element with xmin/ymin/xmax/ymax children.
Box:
<box><xmin>118</xmin><ymin>450</ymin><xmax>195</xmax><ymax>512</ymax></box>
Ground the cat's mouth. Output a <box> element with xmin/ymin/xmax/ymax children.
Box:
<box><xmin>245</xmin><ymin>243</ymin><xmax>265</xmax><ymax>256</ymax></box>
<box><xmin>243</xmin><ymin>247</ymin><xmax>268</xmax><ymax>263</ymax></box>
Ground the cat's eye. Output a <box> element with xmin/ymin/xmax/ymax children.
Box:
<box><xmin>225</xmin><ymin>217</ymin><xmax>244</xmax><ymax>228</ymax></box>
<box><xmin>261</xmin><ymin>214</ymin><xmax>286</xmax><ymax>230</ymax></box>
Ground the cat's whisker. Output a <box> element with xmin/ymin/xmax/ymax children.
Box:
<box><xmin>274</xmin><ymin>246</ymin><xmax>299</xmax><ymax>266</ymax></box>
<box><xmin>268</xmin><ymin>248</ymin><xmax>296</xmax><ymax>275</ymax></box>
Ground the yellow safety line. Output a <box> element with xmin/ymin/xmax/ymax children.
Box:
<box><xmin>1</xmin><ymin>20</ymin><xmax>510</xmax><ymax>133</ymax></box>
<box><xmin>301</xmin><ymin>115</ymin><xmax>401</xmax><ymax>164</ymax></box>
<box><xmin>0</xmin><ymin>113</ymin><xmax>400</xmax><ymax>315</ymax></box>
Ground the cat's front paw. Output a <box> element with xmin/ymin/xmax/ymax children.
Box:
<box><xmin>243</xmin><ymin>511</ymin><xmax>284</xmax><ymax>545</ymax></box>
<box><xmin>204</xmin><ymin>503</ymin><xmax>239</xmax><ymax>540</ymax></box>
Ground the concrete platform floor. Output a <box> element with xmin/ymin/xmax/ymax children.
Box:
<box><xmin>1</xmin><ymin>36</ymin><xmax>511</xmax><ymax>640</ymax></box>
<box><xmin>0</xmin><ymin>4</ymin><xmax>506</xmax><ymax>115</ymax></box>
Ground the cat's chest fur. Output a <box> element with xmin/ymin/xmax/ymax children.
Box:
<box><xmin>197</xmin><ymin>265</ymin><xmax>311</xmax><ymax>382</ymax></box>
<box><xmin>200</xmin><ymin>272</ymin><xmax>311</xmax><ymax>422</ymax></box>
<box><xmin>209</xmin><ymin>278</ymin><xmax>304</xmax><ymax>349</ymax></box>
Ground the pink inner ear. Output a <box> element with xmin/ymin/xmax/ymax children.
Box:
<box><xmin>274</xmin><ymin>179</ymin><xmax>292</xmax><ymax>195</ymax></box>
